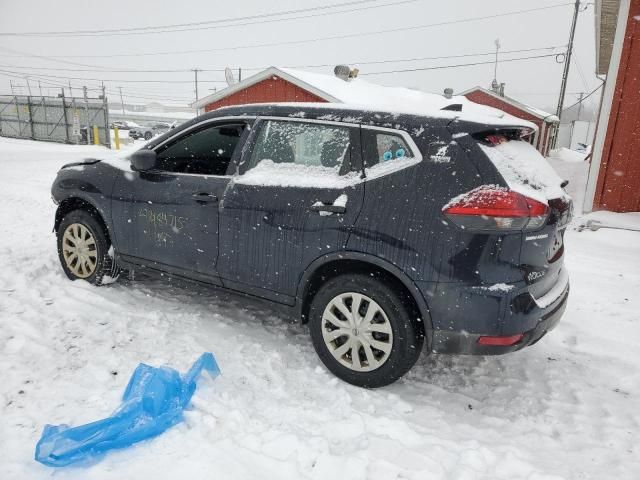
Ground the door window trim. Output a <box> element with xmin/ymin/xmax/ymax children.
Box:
<box><xmin>257</xmin><ymin>115</ymin><xmax>360</xmax><ymax>128</ymax></box>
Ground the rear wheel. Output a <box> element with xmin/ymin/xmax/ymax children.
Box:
<box><xmin>57</xmin><ymin>210</ymin><xmax>119</xmax><ymax>286</ymax></box>
<box><xmin>309</xmin><ymin>274</ymin><xmax>423</xmax><ymax>388</ymax></box>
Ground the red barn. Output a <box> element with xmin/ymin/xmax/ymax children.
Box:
<box><xmin>460</xmin><ymin>86</ymin><xmax>559</xmax><ymax>156</ymax></box>
<box><xmin>585</xmin><ymin>0</ymin><xmax>640</xmax><ymax>212</ymax></box>
<box><xmin>193</xmin><ymin>67</ymin><xmax>334</xmax><ymax>112</ymax></box>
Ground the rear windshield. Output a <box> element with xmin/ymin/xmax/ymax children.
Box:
<box><xmin>478</xmin><ymin>137</ymin><xmax>567</xmax><ymax>204</ymax></box>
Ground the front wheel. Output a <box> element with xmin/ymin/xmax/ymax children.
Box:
<box><xmin>308</xmin><ymin>274</ymin><xmax>424</xmax><ymax>388</ymax></box>
<box><xmin>57</xmin><ymin>210</ymin><xmax>119</xmax><ymax>286</ymax></box>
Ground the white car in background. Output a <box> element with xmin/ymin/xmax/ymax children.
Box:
<box><xmin>129</xmin><ymin>122</ymin><xmax>170</xmax><ymax>141</ymax></box>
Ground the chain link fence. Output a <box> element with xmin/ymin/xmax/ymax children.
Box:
<box><xmin>0</xmin><ymin>94</ymin><xmax>110</xmax><ymax>147</ymax></box>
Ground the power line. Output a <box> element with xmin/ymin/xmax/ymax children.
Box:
<box><xmin>210</xmin><ymin>46</ymin><xmax>566</xmax><ymax>71</ymax></box>
<box><xmin>0</xmin><ymin>0</ymin><xmax>420</xmax><ymax>37</ymax></box>
<box><xmin>0</xmin><ymin>68</ymin><xmax>226</xmax><ymax>84</ymax></box>
<box><xmin>0</xmin><ymin>59</ymin><xmax>194</xmax><ymax>96</ymax></box>
<box><xmin>0</xmin><ymin>0</ymin><xmax>384</xmax><ymax>36</ymax></box>
<box><xmin>0</xmin><ymin>45</ymin><xmax>107</xmax><ymax>69</ymax></box>
<box><xmin>562</xmin><ymin>83</ymin><xmax>603</xmax><ymax>111</ymax></box>
<box><xmin>0</xmin><ymin>52</ymin><xmax>563</xmax><ymax>96</ymax></box>
<box><xmin>359</xmin><ymin>53</ymin><xmax>561</xmax><ymax>75</ymax></box>
<box><xmin>0</xmin><ymin>71</ymin><xmax>195</xmax><ymax>102</ymax></box>
<box><xmin>0</xmin><ymin>45</ymin><xmax>565</xmax><ymax>74</ymax></box>
<box><xmin>1</xmin><ymin>3</ymin><xmax>573</xmax><ymax>59</ymax></box>
<box><xmin>0</xmin><ymin>64</ymin><xmax>194</xmax><ymax>73</ymax></box>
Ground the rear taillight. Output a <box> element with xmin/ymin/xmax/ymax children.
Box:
<box><xmin>443</xmin><ymin>185</ymin><xmax>549</xmax><ymax>232</ymax></box>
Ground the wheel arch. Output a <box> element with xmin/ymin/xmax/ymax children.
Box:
<box><xmin>54</xmin><ymin>196</ymin><xmax>111</xmax><ymax>244</ymax></box>
<box><xmin>296</xmin><ymin>252</ymin><xmax>433</xmax><ymax>335</ymax></box>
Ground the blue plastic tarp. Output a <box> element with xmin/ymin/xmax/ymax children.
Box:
<box><xmin>35</xmin><ymin>352</ymin><xmax>220</xmax><ymax>467</ymax></box>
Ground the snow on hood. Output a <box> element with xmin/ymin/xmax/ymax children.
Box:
<box><xmin>278</xmin><ymin>68</ymin><xmax>536</xmax><ymax>129</ymax></box>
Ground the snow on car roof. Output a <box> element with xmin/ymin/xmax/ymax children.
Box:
<box><xmin>279</xmin><ymin>68</ymin><xmax>537</xmax><ymax>129</ymax></box>
<box><xmin>194</xmin><ymin>67</ymin><xmax>537</xmax><ymax>130</ymax></box>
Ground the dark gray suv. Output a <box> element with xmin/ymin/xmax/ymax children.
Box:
<box><xmin>51</xmin><ymin>103</ymin><xmax>571</xmax><ymax>387</ymax></box>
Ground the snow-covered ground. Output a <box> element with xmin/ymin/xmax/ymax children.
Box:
<box><xmin>0</xmin><ymin>137</ymin><xmax>638</xmax><ymax>479</ymax></box>
<box><xmin>547</xmin><ymin>148</ymin><xmax>590</xmax><ymax>214</ymax></box>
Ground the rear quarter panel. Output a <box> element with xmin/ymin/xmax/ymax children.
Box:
<box><xmin>347</xmin><ymin>123</ymin><xmax>525</xmax><ymax>332</ymax></box>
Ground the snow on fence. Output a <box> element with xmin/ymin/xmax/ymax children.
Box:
<box><xmin>0</xmin><ymin>94</ymin><xmax>110</xmax><ymax>147</ymax></box>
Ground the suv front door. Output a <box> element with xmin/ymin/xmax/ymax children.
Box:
<box><xmin>112</xmin><ymin>119</ymin><xmax>251</xmax><ymax>282</ymax></box>
<box><xmin>218</xmin><ymin>118</ymin><xmax>364</xmax><ymax>303</ymax></box>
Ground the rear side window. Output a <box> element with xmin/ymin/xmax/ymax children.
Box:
<box><xmin>237</xmin><ymin>120</ymin><xmax>359</xmax><ymax>188</ymax></box>
<box><xmin>247</xmin><ymin>120</ymin><xmax>352</xmax><ymax>172</ymax></box>
<box><xmin>362</xmin><ymin>129</ymin><xmax>414</xmax><ymax>169</ymax></box>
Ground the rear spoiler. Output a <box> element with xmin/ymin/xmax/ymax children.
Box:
<box><xmin>441</xmin><ymin>104</ymin><xmax>463</xmax><ymax>112</ymax></box>
<box><xmin>446</xmin><ymin>120</ymin><xmax>537</xmax><ymax>141</ymax></box>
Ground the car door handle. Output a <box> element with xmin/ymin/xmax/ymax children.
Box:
<box><xmin>309</xmin><ymin>204</ymin><xmax>346</xmax><ymax>214</ymax></box>
<box><xmin>192</xmin><ymin>192</ymin><xmax>218</xmax><ymax>203</ymax></box>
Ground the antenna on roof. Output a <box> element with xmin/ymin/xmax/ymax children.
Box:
<box><xmin>224</xmin><ymin>67</ymin><xmax>237</xmax><ymax>86</ymax></box>
<box><xmin>491</xmin><ymin>38</ymin><xmax>501</xmax><ymax>94</ymax></box>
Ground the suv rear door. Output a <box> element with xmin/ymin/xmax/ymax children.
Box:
<box><xmin>217</xmin><ymin>117</ymin><xmax>364</xmax><ymax>303</ymax></box>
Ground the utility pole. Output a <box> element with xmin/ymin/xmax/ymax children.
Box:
<box><xmin>68</xmin><ymin>80</ymin><xmax>73</xmax><ymax>98</ymax></box>
<box><xmin>9</xmin><ymin>79</ymin><xmax>15</xmax><ymax>95</ymax></box>
<box><xmin>238</xmin><ymin>67</ymin><xmax>242</xmax><ymax>82</ymax></box>
<box><xmin>554</xmin><ymin>0</ymin><xmax>581</xmax><ymax>146</ymax></box>
<box><xmin>101</xmin><ymin>84</ymin><xmax>111</xmax><ymax>149</ymax></box>
<box><xmin>118</xmin><ymin>86</ymin><xmax>125</xmax><ymax>114</ymax></box>
<box><xmin>60</xmin><ymin>88</ymin><xmax>71</xmax><ymax>143</ymax></box>
<box><xmin>575</xmin><ymin>92</ymin><xmax>585</xmax><ymax>121</ymax></box>
<box><xmin>25</xmin><ymin>76</ymin><xmax>33</xmax><ymax>96</ymax></box>
<box><xmin>192</xmin><ymin>68</ymin><xmax>200</xmax><ymax>115</ymax></box>
<box><xmin>570</xmin><ymin>92</ymin><xmax>584</xmax><ymax>148</ymax></box>
<box><xmin>83</xmin><ymin>86</ymin><xmax>90</xmax><ymax>144</ymax></box>
<box><xmin>38</xmin><ymin>80</ymin><xmax>43</xmax><ymax>97</ymax></box>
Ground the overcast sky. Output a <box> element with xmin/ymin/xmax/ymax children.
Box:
<box><xmin>0</xmin><ymin>0</ymin><xmax>600</xmax><ymax>114</ymax></box>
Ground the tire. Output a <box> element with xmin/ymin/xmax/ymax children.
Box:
<box><xmin>308</xmin><ymin>273</ymin><xmax>424</xmax><ymax>388</ymax></box>
<box><xmin>57</xmin><ymin>209</ymin><xmax>120</xmax><ymax>286</ymax></box>
<box><xmin>144</xmin><ymin>132</ymin><xmax>152</xmax><ymax>141</ymax></box>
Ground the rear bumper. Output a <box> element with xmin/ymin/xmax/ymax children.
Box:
<box><xmin>428</xmin><ymin>277</ymin><xmax>569</xmax><ymax>355</ymax></box>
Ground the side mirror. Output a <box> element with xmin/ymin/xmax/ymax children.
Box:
<box><xmin>130</xmin><ymin>149</ymin><xmax>157</xmax><ymax>171</ymax></box>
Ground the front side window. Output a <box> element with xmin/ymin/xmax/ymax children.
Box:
<box><xmin>248</xmin><ymin>120</ymin><xmax>351</xmax><ymax>172</ymax></box>
<box><xmin>155</xmin><ymin>123</ymin><xmax>246</xmax><ymax>175</ymax></box>
<box><xmin>362</xmin><ymin>130</ymin><xmax>414</xmax><ymax>169</ymax></box>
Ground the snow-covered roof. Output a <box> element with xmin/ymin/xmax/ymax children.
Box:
<box><xmin>459</xmin><ymin>86</ymin><xmax>559</xmax><ymax>123</ymax></box>
<box><xmin>192</xmin><ymin>66</ymin><xmax>537</xmax><ymax>128</ymax></box>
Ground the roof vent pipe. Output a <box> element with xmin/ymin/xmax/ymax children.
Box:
<box><xmin>443</xmin><ymin>88</ymin><xmax>454</xmax><ymax>99</ymax></box>
<box><xmin>334</xmin><ymin>65</ymin><xmax>359</xmax><ymax>81</ymax></box>
<box><xmin>334</xmin><ymin>65</ymin><xmax>351</xmax><ymax>81</ymax></box>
